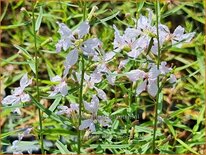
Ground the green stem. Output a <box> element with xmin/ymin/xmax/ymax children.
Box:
<box><xmin>152</xmin><ymin>0</ymin><xmax>161</xmax><ymax>153</ymax></box>
<box><xmin>78</xmin><ymin>1</ymin><xmax>86</xmax><ymax>154</ymax></box>
<box><xmin>78</xmin><ymin>53</ymin><xmax>85</xmax><ymax>154</ymax></box>
<box><xmin>32</xmin><ymin>3</ymin><xmax>44</xmax><ymax>154</ymax></box>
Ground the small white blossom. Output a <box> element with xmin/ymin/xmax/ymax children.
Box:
<box><xmin>79</xmin><ymin>95</ymin><xmax>111</xmax><ymax>132</ymax></box>
<box><xmin>171</xmin><ymin>25</ymin><xmax>195</xmax><ymax>48</ymax></box>
<box><xmin>57</xmin><ymin>21</ymin><xmax>102</xmax><ymax>73</ymax></box>
<box><xmin>56</xmin><ymin>103</ymin><xmax>79</xmax><ymax>117</ymax></box>
<box><xmin>49</xmin><ymin>75</ymin><xmax>68</xmax><ymax>97</ymax></box>
<box><xmin>169</xmin><ymin>74</ymin><xmax>177</xmax><ymax>83</ymax></box>
<box><xmin>2</xmin><ymin>74</ymin><xmax>32</xmax><ymax>115</ymax></box>
<box><xmin>18</xmin><ymin>127</ymin><xmax>32</xmax><ymax>141</ymax></box>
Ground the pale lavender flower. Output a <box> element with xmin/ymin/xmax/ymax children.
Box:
<box><xmin>118</xmin><ymin>59</ymin><xmax>129</xmax><ymax>70</ymax></box>
<box><xmin>79</xmin><ymin>95</ymin><xmax>111</xmax><ymax>132</ymax></box>
<box><xmin>49</xmin><ymin>75</ymin><xmax>68</xmax><ymax>97</ymax></box>
<box><xmin>159</xmin><ymin>61</ymin><xmax>172</xmax><ymax>74</ymax></box>
<box><xmin>56</xmin><ymin>21</ymin><xmax>89</xmax><ymax>52</ymax></box>
<box><xmin>56</xmin><ymin>21</ymin><xmax>102</xmax><ymax>73</ymax></box>
<box><xmin>2</xmin><ymin>74</ymin><xmax>32</xmax><ymax>114</ymax></box>
<box><xmin>169</xmin><ymin>74</ymin><xmax>177</xmax><ymax>83</ymax></box>
<box><xmin>56</xmin><ymin>103</ymin><xmax>79</xmax><ymax>117</ymax></box>
<box><xmin>113</xmin><ymin>25</ymin><xmax>142</xmax><ymax>57</ymax></box>
<box><xmin>126</xmin><ymin>69</ymin><xmax>146</xmax><ymax>82</ymax></box>
<box><xmin>94</xmin><ymin>87</ymin><xmax>107</xmax><ymax>101</ymax></box>
<box><xmin>94</xmin><ymin>49</ymin><xmax>118</xmax><ymax>85</ymax></box>
<box><xmin>18</xmin><ymin>128</ymin><xmax>33</xmax><ymax>141</ymax></box>
<box><xmin>171</xmin><ymin>25</ymin><xmax>195</xmax><ymax>48</ymax></box>
<box><xmin>127</xmin><ymin>64</ymin><xmax>160</xmax><ymax>97</ymax></box>
<box><xmin>10</xmin><ymin>140</ymin><xmax>39</xmax><ymax>155</ymax></box>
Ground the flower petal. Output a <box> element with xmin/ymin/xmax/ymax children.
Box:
<box><xmin>95</xmin><ymin>88</ymin><xmax>107</xmax><ymax>101</ymax></box>
<box><xmin>97</xmin><ymin>116</ymin><xmax>111</xmax><ymax>127</ymax></box>
<box><xmin>51</xmin><ymin>75</ymin><xmax>62</xmax><ymax>82</ymax></box>
<box><xmin>136</xmin><ymin>80</ymin><xmax>147</xmax><ymax>96</ymax></box>
<box><xmin>77</xmin><ymin>21</ymin><xmax>90</xmax><ymax>39</ymax></box>
<box><xmin>147</xmin><ymin>79</ymin><xmax>158</xmax><ymax>97</ymax></box>
<box><xmin>173</xmin><ymin>25</ymin><xmax>184</xmax><ymax>37</ymax></box>
<box><xmin>104</xmin><ymin>51</ymin><xmax>115</xmax><ymax>62</ymax></box>
<box><xmin>169</xmin><ymin>74</ymin><xmax>177</xmax><ymax>83</ymax></box>
<box><xmin>79</xmin><ymin>119</ymin><xmax>93</xmax><ymax>130</ymax></box>
<box><xmin>21</xmin><ymin>93</ymin><xmax>30</xmax><ymax>102</ymax></box>
<box><xmin>84</xmin><ymin>95</ymin><xmax>99</xmax><ymax>114</ymax></box>
<box><xmin>20</xmin><ymin>73</ymin><xmax>32</xmax><ymax>89</ymax></box>
<box><xmin>2</xmin><ymin>95</ymin><xmax>19</xmax><ymax>105</ymax></box>
<box><xmin>60</xmin><ymin>82</ymin><xmax>68</xmax><ymax>96</ymax></box>
<box><xmin>65</xmin><ymin>49</ymin><xmax>79</xmax><ymax>68</ymax></box>
<box><xmin>126</xmin><ymin>69</ymin><xmax>146</xmax><ymax>82</ymax></box>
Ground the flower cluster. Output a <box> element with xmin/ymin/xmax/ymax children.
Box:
<box><xmin>112</xmin><ymin>9</ymin><xmax>194</xmax><ymax>97</ymax></box>
<box><xmin>52</xmin><ymin>20</ymin><xmax>114</xmax><ymax>133</ymax></box>
<box><xmin>79</xmin><ymin>95</ymin><xmax>111</xmax><ymax>132</ymax></box>
<box><xmin>2</xmin><ymin>74</ymin><xmax>32</xmax><ymax>115</ymax></box>
<box><xmin>9</xmin><ymin>128</ymin><xmax>39</xmax><ymax>154</ymax></box>
<box><xmin>2</xmin><ymin>7</ymin><xmax>196</xmax><ymax>146</ymax></box>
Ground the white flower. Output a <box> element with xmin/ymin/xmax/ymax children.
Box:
<box><xmin>159</xmin><ymin>61</ymin><xmax>172</xmax><ymax>74</ymax></box>
<box><xmin>2</xmin><ymin>74</ymin><xmax>32</xmax><ymax>114</ymax></box>
<box><xmin>169</xmin><ymin>74</ymin><xmax>176</xmax><ymax>83</ymax></box>
<box><xmin>49</xmin><ymin>75</ymin><xmax>68</xmax><ymax>97</ymax></box>
<box><xmin>134</xmin><ymin>64</ymin><xmax>160</xmax><ymax>97</ymax></box>
<box><xmin>94</xmin><ymin>87</ymin><xmax>107</xmax><ymax>101</ymax></box>
<box><xmin>113</xmin><ymin>25</ymin><xmax>142</xmax><ymax>57</ymax></box>
<box><xmin>56</xmin><ymin>21</ymin><xmax>89</xmax><ymax>52</ymax></box>
<box><xmin>118</xmin><ymin>59</ymin><xmax>129</xmax><ymax>69</ymax></box>
<box><xmin>126</xmin><ymin>69</ymin><xmax>146</xmax><ymax>82</ymax></box>
<box><xmin>57</xmin><ymin>21</ymin><xmax>102</xmax><ymax>72</ymax></box>
<box><xmin>171</xmin><ymin>25</ymin><xmax>195</xmax><ymax>48</ymax></box>
<box><xmin>79</xmin><ymin>95</ymin><xmax>111</xmax><ymax>132</ymax></box>
<box><xmin>10</xmin><ymin>140</ymin><xmax>39</xmax><ymax>155</ymax></box>
<box><xmin>56</xmin><ymin>103</ymin><xmax>79</xmax><ymax>117</ymax></box>
<box><xmin>18</xmin><ymin>128</ymin><xmax>32</xmax><ymax>141</ymax></box>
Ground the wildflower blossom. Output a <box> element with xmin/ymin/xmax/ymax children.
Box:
<box><xmin>56</xmin><ymin>103</ymin><xmax>79</xmax><ymax>117</ymax></box>
<box><xmin>79</xmin><ymin>95</ymin><xmax>111</xmax><ymax>132</ymax></box>
<box><xmin>49</xmin><ymin>75</ymin><xmax>68</xmax><ymax>97</ymax></box>
<box><xmin>2</xmin><ymin>74</ymin><xmax>32</xmax><ymax>114</ymax></box>
<box><xmin>170</xmin><ymin>25</ymin><xmax>195</xmax><ymax>48</ymax></box>
<box><xmin>9</xmin><ymin>127</ymin><xmax>38</xmax><ymax>154</ymax></box>
<box><xmin>56</xmin><ymin>21</ymin><xmax>102</xmax><ymax>73</ymax></box>
<box><xmin>18</xmin><ymin>127</ymin><xmax>33</xmax><ymax>141</ymax></box>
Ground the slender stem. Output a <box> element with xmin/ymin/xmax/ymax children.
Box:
<box><xmin>32</xmin><ymin>3</ymin><xmax>44</xmax><ymax>154</ymax></box>
<box><xmin>78</xmin><ymin>53</ymin><xmax>85</xmax><ymax>154</ymax></box>
<box><xmin>152</xmin><ymin>0</ymin><xmax>161</xmax><ymax>153</ymax></box>
<box><xmin>78</xmin><ymin>1</ymin><xmax>86</xmax><ymax>154</ymax></box>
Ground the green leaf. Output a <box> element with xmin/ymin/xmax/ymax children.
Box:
<box><xmin>35</xmin><ymin>6</ymin><xmax>43</xmax><ymax>31</ymax></box>
<box><xmin>176</xmin><ymin>138</ymin><xmax>199</xmax><ymax>154</ymax></box>
<box><xmin>14</xmin><ymin>44</ymin><xmax>32</xmax><ymax>59</ymax></box>
<box><xmin>29</xmin><ymin>94</ymin><xmax>64</xmax><ymax>123</ymax></box>
<box><xmin>0</xmin><ymin>21</ymin><xmax>31</xmax><ymax>30</ymax></box>
<box><xmin>145</xmin><ymin>37</ymin><xmax>154</xmax><ymax>55</ymax></box>
<box><xmin>49</xmin><ymin>96</ymin><xmax>62</xmax><ymax>112</ymax></box>
<box><xmin>97</xmin><ymin>11</ymin><xmax>119</xmax><ymax>25</ymax></box>
<box><xmin>90</xmin><ymin>144</ymin><xmax>130</xmax><ymax>149</ymax></box>
<box><xmin>164</xmin><ymin>118</ymin><xmax>176</xmax><ymax>137</ymax></box>
<box><xmin>193</xmin><ymin>105</ymin><xmax>205</xmax><ymax>133</ymax></box>
<box><xmin>137</xmin><ymin>1</ymin><xmax>144</xmax><ymax>12</ymax></box>
<box><xmin>43</xmin><ymin>96</ymin><xmax>62</xmax><ymax>118</ymax></box>
<box><xmin>27</xmin><ymin>60</ymin><xmax>36</xmax><ymax>74</ymax></box>
<box><xmin>55</xmin><ymin>140</ymin><xmax>71</xmax><ymax>154</ymax></box>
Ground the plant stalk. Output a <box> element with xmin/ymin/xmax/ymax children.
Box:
<box><xmin>32</xmin><ymin>3</ymin><xmax>44</xmax><ymax>154</ymax></box>
<box><xmin>152</xmin><ymin>0</ymin><xmax>161</xmax><ymax>153</ymax></box>
<box><xmin>78</xmin><ymin>1</ymin><xmax>86</xmax><ymax>154</ymax></box>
